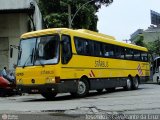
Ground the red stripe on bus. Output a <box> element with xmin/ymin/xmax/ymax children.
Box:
<box><xmin>91</xmin><ymin>70</ymin><xmax>95</xmax><ymax>77</ymax></box>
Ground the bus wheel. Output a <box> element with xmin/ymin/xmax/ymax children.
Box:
<box><xmin>41</xmin><ymin>92</ymin><xmax>57</xmax><ymax>100</ymax></box>
<box><xmin>124</xmin><ymin>77</ymin><xmax>132</xmax><ymax>90</ymax></box>
<box><xmin>71</xmin><ymin>79</ymin><xmax>89</xmax><ymax>97</ymax></box>
<box><xmin>132</xmin><ymin>76</ymin><xmax>139</xmax><ymax>90</ymax></box>
<box><xmin>96</xmin><ymin>89</ymin><xmax>103</xmax><ymax>93</ymax></box>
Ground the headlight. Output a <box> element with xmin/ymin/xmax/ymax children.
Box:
<box><xmin>17</xmin><ymin>79</ymin><xmax>23</xmax><ymax>84</ymax></box>
<box><xmin>46</xmin><ymin>77</ymin><xmax>55</xmax><ymax>83</ymax></box>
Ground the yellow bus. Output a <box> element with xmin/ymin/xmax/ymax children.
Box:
<box><xmin>15</xmin><ymin>28</ymin><xmax>150</xmax><ymax>99</ymax></box>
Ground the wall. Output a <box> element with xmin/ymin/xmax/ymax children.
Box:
<box><xmin>0</xmin><ymin>37</ymin><xmax>9</xmax><ymax>69</ymax></box>
<box><xmin>0</xmin><ymin>0</ymin><xmax>32</xmax><ymax>10</ymax></box>
<box><xmin>0</xmin><ymin>13</ymin><xmax>28</xmax><ymax>71</ymax></box>
<box><xmin>143</xmin><ymin>31</ymin><xmax>160</xmax><ymax>43</ymax></box>
<box><xmin>0</xmin><ymin>0</ymin><xmax>42</xmax><ymax>71</ymax></box>
<box><xmin>130</xmin><ymin>27</ymin><xmax>160</xmax><ymax>44</ymax></box>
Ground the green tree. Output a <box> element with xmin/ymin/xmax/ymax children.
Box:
<box><xmin>39</xmin><ymin>0</ymin><xmax>113</xmax><ymax>31</ymax></box>
<box><xmin>134</xmin><ymin>36</ymin><xmax>146</xmax><ymax>47</ymax></box>
<box><xmin>147</xmin><ymin>39</ymin><xmax>160</xmax><ymax>56</ymax></box>
<box><xmin>134</xmin><ymin>35</ymin><xmax>160</xmax><ymax>56</ymax></box>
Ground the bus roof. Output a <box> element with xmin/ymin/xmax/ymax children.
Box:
<box><xmin>21</xmin><ymin>28</ymin><xmax>148</xmax><ymax>52</ymax></box>
<box><xmin>76</xmin><ymin>29</ymin><xmax>116</xmax><ymax>41</ymax></box>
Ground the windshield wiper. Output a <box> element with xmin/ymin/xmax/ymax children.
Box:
<box><xmin>22</xmin><ymin>48</ymin><xmax>35</xmax><ymax>68</ymax></box>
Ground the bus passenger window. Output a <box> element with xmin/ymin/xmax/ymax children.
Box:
<box><xmin>125</xmin><ymin>48</ymin><xmax>134</xmax><ymax>60</ymax></box>
<box><xmin>103</xmin><ymin>44</ymin><xmax>115</xmax><ymax>57</ymax></box>
<box><xmin>74</xmin><ymin>37</ymin><xmax>83</xmax><ymax>54</ymax></box>
<box><xmin>134</xmin><ymin>50</ymin><xmax>141</xmax><ymax>61</ymax></box>
<box><xmin>74</xmin><ymin>37</ymin><xmax>90</xmax><ymax>55</ymax></box>
<box><xmin>141</xmin><ymin>52</ymin><xmax>148</xmax><ymax>62</ymax></box>
<box><xmin>84</xmin><ymin>41</ymin><xmax>90</xmax><ymax>54</ymax></box>
<box><xmin>61</xmin><ymin>35</ymin><xmax>72</xmax><ymax>64</ymax></box>
<box><xmin>115</xmin><ymin>46</ymin><xmax>125</xmax><ymax>59</ymax></box>
<box><xmin>93</xmin><ymin>42</ymin><xmax>102</xmax><ymax>56</ymax></box>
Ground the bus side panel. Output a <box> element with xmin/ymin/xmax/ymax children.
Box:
<box><xmin>61</xmin><ymin>55</ymin><xmax>150</xmax><ymax>90</ymax></box>
<box><xmin>89</xmin><ymin>78</ymin><xmax>126</xmax><ymax>90</ymax></box>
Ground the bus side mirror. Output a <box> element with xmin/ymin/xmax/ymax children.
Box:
<box><xmin>10</xmin><ymin>45</ymin><xmax>20</xmax><ymax>58</ymax></box>
<box><xmin>10</xmin><ymin>47</ymin><xmax>13</xmax><ymax>58</ymax></box>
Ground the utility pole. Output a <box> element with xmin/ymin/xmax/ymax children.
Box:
<box><xmin>123</xmin><ymin>39</ymin><xmax>131</xmax><ymax>43</ymax></box>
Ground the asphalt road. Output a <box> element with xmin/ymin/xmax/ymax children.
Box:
<box><xmin>0</xmin><ymin>84</ymin><xmax>160</xmax><ymax>120</ymax></box>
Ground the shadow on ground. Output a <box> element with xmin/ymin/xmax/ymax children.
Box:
<box><xmin>22</xmin><ymin>86</ymin><xmax>146</xmax><ymax>102</ymax></box>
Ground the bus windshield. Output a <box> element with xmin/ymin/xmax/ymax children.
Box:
<box><xmin>17</xmin><ymin>35</ymin><xmax>59</xmax><ymax>67</ymax></box>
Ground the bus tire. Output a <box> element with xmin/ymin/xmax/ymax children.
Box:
<box><xmin>96</xmin><ymin>89</ymin><xmax>103</xmax><ymax>93</ymax></box>
<box><xmin>71</xmin><ymin>78</ymin><xmax>89</xmax><ymax>97</ymax></box>
<box><xmin>41</xmin><ymin>92</ymin><xmax>57</xmax><ymax>100</ymax></box>
<box><xmin>124</xmin><ymin>77</ymin><xmax>132</xmax><ymax>91</ymax></box>
<box><xmin>132</xmin><ymin>76</ymin><xmax>139</xmax><ymax>90</ymax></box>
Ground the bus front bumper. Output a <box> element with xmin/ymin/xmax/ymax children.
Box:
<box><xmin>17</xmin><ymin>80</ymin><xmax>78</xmax><ymax>94</ymax></box>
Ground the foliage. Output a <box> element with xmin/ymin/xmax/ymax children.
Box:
<box><xmin>39</xmin><ymin>0</ymin><xmax>113</xmax><ymax>31</ymax></box>
<box><xmin>135</xmin><ymin>35</ymin><xmax>160</xmax><ymax>56</ymax></box>
<box><xmin>147</xmin><ymin>39</ymin><xmax>160</xmax><ymax>56</ymax></box>
<box><xmin>96</xmin><ymin>0</ymin><xmax>113</xmax><ymax>7</ymax></box>
<box><xmin>134</xmin><ymin>36</ymin><xmax>146</xmax><ymax>47</ymax></box>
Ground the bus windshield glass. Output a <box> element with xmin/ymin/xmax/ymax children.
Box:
<box><xmin>17</xmin><ymin>35</ymin><xmax>59</xmax><ymax>67</ymax></box>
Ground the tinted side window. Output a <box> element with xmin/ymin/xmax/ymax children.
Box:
<box><xmin>61</xmin><ymin>35</ymin><xmax>72</xmax><ymax>64</ymax></box>
<box><xmin>134</xmin><ymin>50</ymin><xmax>141</xmax><ymax>61</ymax></box>
<box><xmin>115</xmin><ymin>46</ymin><xmax>125</xmax><ymax>59</ymax></box>
<box><xmin>92</xmin><ymin>42</ymin><xmax>103</xmax><ymax>57</ymax></box>
<box><xmin>74</xmin><ymin>37</ymin><xmax>90</xmax><ymax>55</ymax></box>
<box><xmin>141</xmin><ymin>52</ymin><xmax>148</xmax><ymax>62</ymax></box>
<box><xmin>103</xmin><ymin>44</ymin><xmax>115</xmax><ymax>58</ymax></box>
<box><xmin>125</xmin><ymin>48</ymin><xmax>134</xmax><ymax>60</ymax></box>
